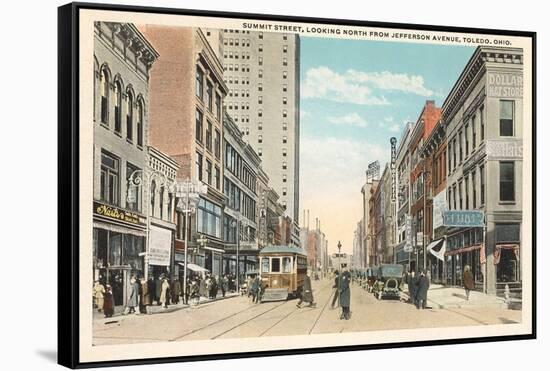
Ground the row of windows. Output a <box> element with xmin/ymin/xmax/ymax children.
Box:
<box><xmin>257</xmin><ymin>135</ymin><xmax>288</xmax><ymax>144</ymax></box>
<box><xmin>225</xmin><ymin>64</ymin><xmax>251</xmax><ymax>73</ymax></box>
<box><xmin>448</xmin><ymin>163</ymin><xmax>488</xmax><ymax>211</ymax></box>
<box><xmin>223</xmin><ymin>215</ymin><xmax>256</xmax><ymax>244</ymax></box>
<box><xmin>95</xmin><ymin>63</ymin><xmax>145</xmax><ymax>147</ymax></box>
<box><xmin>195</xmin><ymin>68</ymin><xmax>223</xmax><ymax>121</ymax></box>
<box><xmin>195</xmin><ymin>109</ymin><xmax>221</xmax><ymax>158</ymax></box>
<box><xmin>195</xmin><ymin>152</ymin><xmax>221</xmax><ymax>190</ymax></box>
<box><xmin>223</xmin><ymin>178</ymin><xmax>257</xmax><ymax>221</ymax></box>
<box><xmin>241</xmin><ymin>122</ymin><xmax>289</xmax><ymax>133</ymax></box>
<box><xmin>222</xmin><ymin>30</ymin><xmax>288</xmax><ymax>41</ymax></box>
<box><xmin>224</xmin><ymin>38</ymin><xmax>251</xmax><ymax>47</ymax></box>
<box><xmin>224</xmin><ymin>142</ymin><xmax>257</xmax><ymax>193</ymax></box>
<box><xmin>224</xmin><ymin>76</ymin><xmax>250</xmax><ymax>85</ymax></box>
<box><xmin>99</xmin><ymin>150</ymin><xmax>172</xmax><ymax>222</ymax></box>
<box><xmin>256</xmin><ymin>148</ymin><xmax>288</xmax><ymax>158</ymax></box>
<box><xmin>224</xmin><ymin>51</ymin><xmax>251</xmax><ymax>60</ymax></box>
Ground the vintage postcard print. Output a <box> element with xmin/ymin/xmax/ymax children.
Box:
<box><xmin>57</xmin><ymin>2</ymin><xmax>535</xmax><ymax>368</ymax></box>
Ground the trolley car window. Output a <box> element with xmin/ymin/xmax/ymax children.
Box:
<box><xmin>271</xmin><ymin>257</ymin><xmax>281</xmax><ymax>272</ymax></box>
<box><xmin>261</xmin><ymin>258</ymin><xmax>269</xmax><ymax>273</ymax></box>
<box><xmin>282</xmin><ymin>257</ymin><xmax>292</xmax><ymax>273</ymax></box>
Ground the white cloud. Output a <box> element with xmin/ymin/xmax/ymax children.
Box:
<box><xmin>388</xmin><ymin>124</ymin><xmax>400</xmax><ymax>133</ymax></box>
<box><xmin>300</xmin><ymin>110</ymin><xmax>311</xmax><ymax>119</ymax></box>
<box><xmin>327</xmin><ymin>113</ymin><xmax>368</xmax><ymax>128</ymax></box>
<box><xmin>347</xmin><ymin>69</ymin><xmax>434</xmax><ymax>97</ymax></box>
<box><xmin>302</xmin><ymin>66</ymin><xmax>434</xmax><ymax>105</ymax></box>
<box><xmin>302</xmin><ymin>66</ymin><xmax>389</xmax><ymax>105</ymax></box>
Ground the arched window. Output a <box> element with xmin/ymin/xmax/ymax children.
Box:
<box><xmin>150</xmin><ymin>180</ymin><xmax>156</xmax><ymax>217</ymax></box>
<box><xmin>137</xmin><ymin>98</ymin><xmax>144</xmax><ymax>147</ymax></box>
<box><xmin>94</xmin><ymin>57</ymin><xmax>99</xmax><ymax>122</ymax></box>
<box><xmin>100</xmin><ymin>65</ymin><xmax>110</xmax><ymax>124</ymax></box>
<box><xmin>126</xmin><ymin>87</ymin><xmax>134</xmax><ymax>141</ymax></box>
<box><xmin>159</xmin><ymin>186</ymin><xmax>165</xmax><ymax>219</ymax></box>
<box><xmin>114</xmin><ymin>79</ymin><xmax>123</xmax><ymax>133</ymax></box>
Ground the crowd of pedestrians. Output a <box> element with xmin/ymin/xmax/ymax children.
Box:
<box><xmin>93</xmin><ymin>272</ymin><xmax>239</xmax><ymax>318</ymax></box>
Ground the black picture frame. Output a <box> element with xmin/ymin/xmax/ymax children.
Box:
<box><xmin>58</xmin><ymin>2</ymin><xmax>536</xmax><ymax>368</ymax></box>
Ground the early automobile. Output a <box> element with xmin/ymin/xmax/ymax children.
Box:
<box><xmin>364</xmin><ymin>266</ymin><xmax>378</xmax><ymax>292</ymax></box>
<box><xmin>371</xmin><ymin>264</ymin><xmax>404</xmax><ymax>300</ymax></box>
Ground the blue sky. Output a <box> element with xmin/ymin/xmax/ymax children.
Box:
<box><xmin>299</xmin><ymin>37</ymin><xmax>474</xmax><ymax>253</ymax></box>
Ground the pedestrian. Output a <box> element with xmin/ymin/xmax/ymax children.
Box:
<box><xmin>297</xmin><ymin>272</ymin><xmax>316</xmax><ymax>308</ymax></box>
<box><xmin>210</xmin><ymin>276</ymin><xmax>218</xmax><ymax>299</ymax></box>
<box><xmin>415</xmin><ymin>270</ymin><xmax>430</xmax><ymax>309</ymax></box>
<box><xmin>160</xmin><ymin>276</ymin><xmax>170</xmax><ymax>308</ymax></box>
<box><xmin>139</xmin><ymin>277</ymin><xmax>152</xmax><ymax>314</ymax></box>
<box><xmin>221</xmin><ymin>274</ymin><xmax>228</xmax><ymax>297</ymax></box>
<box><xmin>339</xmin><ymin>268</ymin><xmax>352</xmax><ymax>320</ymax></box>
<box><xmin>93</xmin><ymin>280</ymin><xmax>105</xmax><ymax>312</ymax></box>
<box><xmin>190</xmin><ymin>279</ymin><xmax>200</xmax><ymax>306</ymax></box>
<box><xmin>257</xmin><ymin>280</ymin><xmax>266</xmax><ymax>303</ymax></box>
<box><xmin>200</xmin><ymin>275</ymin><xmax>208</xmax><ymax>298</ymax></box>
<box><xmin>463</xmin><ymin>265</ymin><xmax>475</xmax><ymax>301</ymax></box>
<box><xmin>246</xmin><ymin>276</ymin><xmax>253</xmax><ymax>297</ymax></box>
<box><xmin>251</xmin><ymin>275</ymin><xmax>260</xmax><ymax>303</ymax></box>
<box><xmin>154</xmin><ymin>275</ymin><xmax>162</xmax><ymax>305</ymax></box>
<box><xmin>103</xmin><ymin>284</ymin><xmax>114</xmax><ymax>318</ymax></box>
<box><xmin>407</xmin><ymin>270</ymin><xmax>417</xmax><ymax>305</ymax></box>
<box><xmin>171</xmin><ymin>277</ymin><xmax>181</xmax><ymax>305</ymax></box>
<box><xmin>330</xmin><ymin>270</ymin><xmax>340</xmax><ymax>309</ymax></box>
<box><xmin>125</xmin><ymin>276</ymin><xmax>139</xmax><ymax>315</ymax></box>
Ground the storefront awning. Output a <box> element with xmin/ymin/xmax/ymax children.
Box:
<box><xmin>178</xmin><ymin>262</ymin><xmax>210</xmax><ymax>272</ymax></box>
<box><xmin>428</xmin><ymin>238</ymin><xmax>446</xmax><ymax>261</ymax></box>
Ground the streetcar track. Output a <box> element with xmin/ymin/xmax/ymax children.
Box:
<box><xmin>211</xmin><ymin>301</ymin><xmax>289</xmax><ymax>339</ymax></box>
<box><xmin>308</xmin><ymin>282</ymin><xmax>335</xmax><ymax>335</ymax></box>
<box><xmin>170</xmin><ymin>301</ymin><xmax>263</xmax><ymax>341</ymax></box>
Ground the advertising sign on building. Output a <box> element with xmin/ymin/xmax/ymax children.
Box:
<box><xmin>433</xmin><ymin>190</ymin><xmax>447</xmax><ymax>232</ymax></box>
<box><xmin>404</xmin><ymin>215</ymin><xmax>413</xmax><ymax>252</ymax></box>
<box><xmin>148</xmin><ymin>225</ymin><xmax>172</xmax><ymax>266</ymax></box>
<box><xmin>442</xmin><ymin>210</ymin><xmax>485</xmax><ymax>228</ymax></box>
<box><xmin>487</xmin><ymin>73</ymin><xmax>523</xmax><ymax>98</ymax></box>
<box><xmin>390</xmin><ymin>137</ymin><xmax>397</xmax><ymax>202</ymax></box>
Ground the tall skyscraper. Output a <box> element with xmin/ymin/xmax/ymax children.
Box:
<box><xmin>212</xmin><ymin>29</ymin><xmax>300</xmax><ymax>240</ymax></box>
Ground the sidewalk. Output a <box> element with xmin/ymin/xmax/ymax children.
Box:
<box><xmin>404</xmin><ymin>284</ymin><xmax>520</xmax><ymax>310</ymax></box>
<box><xmin>93</xmin><ymin>291</ymin><xmax>240</xmax><ymax>324</ymax></box>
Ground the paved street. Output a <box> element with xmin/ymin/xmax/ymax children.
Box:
<box><xmin>93</xmin><ymin>278</ymin><xmax>521</xmax><ymax>346</ymax></box>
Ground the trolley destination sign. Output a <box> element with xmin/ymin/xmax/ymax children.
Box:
<box><xmin>442</xmin><ymin>210</ymin><xmax>485</xmax><ymax>228</ymax></box>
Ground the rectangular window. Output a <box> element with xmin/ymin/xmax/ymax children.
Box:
<box><xmin>282</xmin><ymin>136</ymin><xmax>287</xmax><ymax>144</ymax></box>
<box><xmin>472</xmin><ymin>170</ymin><xmax>477</xmax><ymax>208</ymax></box>
<box><xmin>206</xmin><ymin>121</ymin><xmax>212</xmax><ymax>151</ymax></box>
<box><xmin>480</xmin><ymin>106</ymin><xmax>485</xmax><ymax>141</ymax></box>
<box><xmin>465</xmin><ymin>123</ymin><xmax>469</xmax><ymax>155</ymax></box>
<box><xmin>261</xmin><ymin>258</ymin><xmax>269</xmax><ymax>273</ymax></box>
<box><xmin>500</xmin><ymin>100</ymin><xmax>514</xmax><ymax>136</ymax></box>
<box><xmin>271</xmin><ymin>257</ymin><xmax>281</xmax><ymax>272</ymax></box>
<box><xmin>258</xmin><ymin>44</ymin><xmax>263</xmax><ymax>52</ymax></box>
<box><xmin>480</xmin><ymin>165</ymin><xmax>485</xmax><ymax>205</ymax></box>
<box><xmin>283</xmin><ymin>71</ymin><xmax>287</xmax><ymax>79</ymax></box>
<box><xmin>195</xmin><ymin>69</ymin><xmax>203</xmax><ymax>98</ymax></box>
<box><xmin>465</xmin><ymin>176</ymin><xmax>469</xmax><ymax>210</ymax></box>
<box><xmin>214</xmin><ymin>129</ymin><xmax>221</xmax><ymax>158</ymax></box>
<box><xmin>453</xmin><ymin>139</ymin><xmax>457</xmax><ymax>168</ymax></box>
<box><xmin>283</xmin><ymin>45</ymin><xmax>288</xmax><ymax>53</ymax></box>
<box><xmin>196</xmin><ymin>152</ymin><xmax>203</xmax><ymax>181</ymax></box>
<box><xmin>195</xmin><ymin>110</ymin><xmax>203</xmax><ymax>142</ymax></box>
<box><xmin>215</xmin><ymin>166</ymin><xmax>220</xmax><ymax>189</ymax></box>
<box><xmin>206</xmin><ymin>160</ymin><xmax>212</xmax><ymax>185</ymax></box>
<box><xmin>283</xmin><ymin>84</ymin><xmax>287</xmax><ymax>92</ymax></box>
<box><xmin>459</xmin><ymin>131</ymin><xmax>463</xmax><ymax>163</ymax></box>
<box><xmin>499</xmin><ymin>161</ymin><xmax>515</xmax><ymax>201</ymax></box>
<box><xmin>258</xmin><ymin>134</ymin><xmax>263</xmax><ymax>144</ymax></box>
<box><xmin>258</xmin><ymin>83</ymin><xmax>263</xmax><ymax>92</ymax></box>
<box><xmin>100</xmin><ymin>151</ymin><xmax>119</xmax><ymax>206</ymax></box>
<box><xmin>206</xmin><ymin>82</ymin><xmax>213</xmax><ymax>111</ymax></box>
<box><xmin>453</xmin><ymin>184</ymin><xmax>457</xmax><ymax>210</ymax></box>
<box><xmin>472</xmin><ymin>115</ymin><xmax>476</xmax><ymax>151</ymax></box>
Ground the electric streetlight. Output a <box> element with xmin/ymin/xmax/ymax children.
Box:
<box><xmin>231</xmin><ymin>215</ymin><xmax>241</xmax><ymax>295</ymax></box>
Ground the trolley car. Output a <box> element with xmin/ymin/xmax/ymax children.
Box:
<box><xmin>258</xmin><ymin>245</ymin><xmax>308</xmax><ymax>302</ymax></box>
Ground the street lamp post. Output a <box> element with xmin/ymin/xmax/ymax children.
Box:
<box><xmin>231</xmin><ymin>215</ymin><xmax>241</xmax><ymax>295</ymax></box>
<box><xmin>127</xmin><ymin>169</ymin><xmax>174</xmax><ymax>281</ymax></box>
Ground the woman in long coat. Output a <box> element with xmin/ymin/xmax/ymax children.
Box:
<box><xmin>339</xmin><ymin>270</ymin><xmax>352</xmax><ymax>320</ymax></box>
<box><xmin>159</xmin><ymin>277</ymin><xmax>170</xmax><ymax>308</ymax></box>
<box><xmin>126</xmin><ymin>277</ymin><xmax>139</xmax><ymax>314</ymax></box>
<box><xmin>463</xmin><ymin>265</ymin><xmax>475</xmax><ymax>300</ymax></box>
<box><xmin>93</xmin><ymin>281</ymin><xmax>105</xmax><ymax>312</ymax></box>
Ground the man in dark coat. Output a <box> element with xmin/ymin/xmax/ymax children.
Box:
<box><xmin>296</xmin><ymin>273</ymin><xmax>316</xmax><ymax>308</ymax></box>
<box><xmin>463</xmin><ymin>265</ymin><xmax>475</xmax><ymax>300</ymax></box>
<box><xmin>171</xmin><ymin>277</ymin><xmax>181</xmax><ymax>305</ymax></box>
<box><xmin>330</xmin><ymin>270</ymin><xmax>340</xmax><ymax>309</ymax></box>
<box><xmin>103</xmin><ymin>284</ymin><xmax>114</xmax><ymax>318</ymax></box>
<box><xmin>139</xmin><ymin>277</ymin><xmax>152</xmax><ymax>314</ymax></box>
<box><xmin>251</xmin><ymin>276</ymin><xmax>260</xmax><ymax>303</ymax></box>
<box><xmin>415</xmin><ymin>270</ymin><xmax>430</xmax><ymax>309</ymax></box>
<box><xmin>407</xmin><ymin>270</ymin><xmax>417</xmax><ymax>305</ymax></box>
<box><xmin>339</xmin><ymin>269</ymin><xmax>352</xmax><ymax>320</ymax></box>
